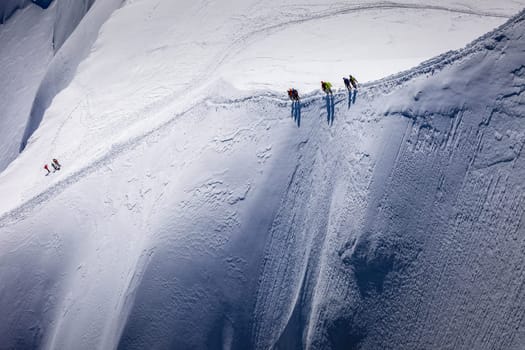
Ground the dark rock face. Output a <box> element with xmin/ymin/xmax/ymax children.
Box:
<box><xmin>31</xmin><ymin>0</ymin><xmax>54</xmax><ymax>9</ymax></box>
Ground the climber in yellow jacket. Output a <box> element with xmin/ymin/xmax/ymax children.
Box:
<box><xmin>321</xmin><ymin>81</ymin><xmax>333</xmax><ymax>95</ymax></box>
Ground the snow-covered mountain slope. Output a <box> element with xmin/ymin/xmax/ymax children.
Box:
<box><xmin>0</xmin><ymin>1</ymin><xmax>524</xmax><ymax>350</ymax></box>
<box><xmin>252</xmin><ymin>11</ymin><xmax>525</xmax><ymax>349</ymax></box>
<box><xmin>1</xmin><ymin>0</ymin><xmax>524</xmax><ymax>175</ymax></box>
<box><xmin>2</xmin><ymin>0</ymin><xmax>524</xmax><ymax>212</ymax></box>
<box><xmin>0</xmin><ymin>4</ymin><xmax>56</xmax><ymax>173</ymax></box>
<box><xmin>0</xmin><ymin>0</ymin><xmax>122</xmax><ymax>172</ymax></box>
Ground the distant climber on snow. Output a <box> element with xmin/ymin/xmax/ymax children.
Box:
<box><xmin>349</xmin><ymin>74</ymin><xmax>358</xmax><ymax>90</ymax></box>
<box><xmin>288</xmin><ymin>88</ymin><xmax>300</xmax><ymax>101</ymax></box>
<box><xmin>289</xmin><ymin>88</ymin><xmax>301</xmax><ymax>126</ymax></box>
<box><xmin>321</xmin><ymin>81</ymin><xmax>333</xmax><ymax>95</ymax></box>
<box><xmin>52</xmin><ymin>158</ymin><xmax>61</xmax><ymax>170</ymax></box>
<box><xmin>44</xmin><ymin>164</ymin><xmax>50</xmax><ymax>175</ymax></box>
<box><xmin>343</xmin><ymin>77</ymin><xmax>352</xmax><ymax>91</ymax></box>
<box><xmin>292</xmin><ymin>88</ymin><xmax>299</xmax><ymax>101</ymax></box>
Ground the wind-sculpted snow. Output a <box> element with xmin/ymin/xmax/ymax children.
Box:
<box><xmin>253</xmin><ymin>11</ymin><xmax>525</xmax><ymax>349</ymax></box>
<box><xmin>0</xmin><ymin>3</ymin><xmax>524</xmax><ymax>350</ymax></box>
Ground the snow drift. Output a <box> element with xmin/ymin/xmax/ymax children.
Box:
<box><xmin>0</xmin><ymin>2</ymin><xmax>524</xmax><ymax>350</ymax></box>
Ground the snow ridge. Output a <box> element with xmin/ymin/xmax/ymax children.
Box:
<box><xmin>0</xmin><ymin>3</ymin><xmax>524</xmax><ymax>350</ymax></box>
<box><xmin>207</xmin><ymin>1</ymin><xmax>512</xmax><ymax>78</ymax></box>
<box><xmin>251</xmin><ymin>9</ymin><xmax>525</xmax><ymax>349</ymax></box>
<box><xmin>1</xmin><ymin>9</ymin><xmax>524</xmax><ymax>228</ymax></box>
<box><xmin>364</xmin><ymin>8</ymin><xmax>525</xmax><ymax>93</ymax></box>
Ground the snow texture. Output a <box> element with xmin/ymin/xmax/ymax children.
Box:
<box><xmin>0</xmin><ymin>1</ymin><xmax>524</xmax><ymax>349</ymax></box>
<box><xmin>0</xmin><ymin>0</ymin><xmax>122</xmax><ymax>172</ymax></box>
<box><xmin>20</xmin><ymin>0</ymin><xmax>123</xmax><ymax>153</ymax></box>
<box><xmin>0</xmin><ymin>0</ymin><xmax>31</xmax><ymax>24</ymax></box>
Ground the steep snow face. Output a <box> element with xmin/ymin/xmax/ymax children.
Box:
<box><xmin>0</xmin><ymin>4</ymin><xmax>55</xmax><ymax>172</ymax></box>
<box><xmin>252</xmin><ymin>13</ymin><xmax>525</xmax><ymax>349</ymax></box>
<box><xmin>0</xmin><ymin>1</ymin><xmax>524</xmax><ymax>350</ymax></box>
<box><xmin>49</xmin><ymin>0</ymin><xmax>95</xmax><ymax>51</ymax></box>
<box><xmin>20</xmin><ymin>0</ymin><xmax>123</xmax><ymax>153</ymax></box>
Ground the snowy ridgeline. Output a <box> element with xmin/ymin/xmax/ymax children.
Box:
<box><xmin>252</xmin><ymin>12</ymin><xmax>525</xmax><ymax>349</ymax></box>
<box><xmin>0</xmin><ymin>6</ymin><xmax>524</xmax><ymax>350</ymax></box>
<box><xmin>2</xmin><ymin>0</ymin><xmax>523</xmax><ymax>175</ymax></box>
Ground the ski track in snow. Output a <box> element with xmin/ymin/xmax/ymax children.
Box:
<box><xmin>0</xmin><ymin>9</ymin><xmax>521</xmax><ymax>229</ymax></box>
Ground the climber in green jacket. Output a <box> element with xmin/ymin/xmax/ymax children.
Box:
<box><xmin>321</xmin><ymin>81</ymin><xmax>333</xmax><ymax>95</ymax></box>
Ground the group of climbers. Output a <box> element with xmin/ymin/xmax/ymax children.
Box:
<box><xmin>287</xmin><ymin>88</ymin><xmax>300</xmax><ymax>101</ymax></box>
<box><xmin>39</xmin><ymin>76</ymin><xmax>358</xmax><ymax>176</ymax></box>
<box><xmin>343</xmin><ymin>74</ymin><xmax>358</xmax><ymax>92</ymax></box>
<box><xmin>287</xmin><ymin>74</ymin><xmax>359</xmax><ymax>101</ymax></box>
<box><xmin>43</xmin><ymin>158</ymin><xmax>62</xmax><ymax>175</ymax></box>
